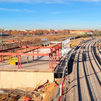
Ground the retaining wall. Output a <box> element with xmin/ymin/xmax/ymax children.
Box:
<box><xmin>0</xmin><ymin>71</ymin><xmax>54</xmax><ymax>89</ymax></box>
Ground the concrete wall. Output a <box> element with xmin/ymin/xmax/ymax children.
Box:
<box><xmin>62</xmin><ymin>39</ymin><xmax>71</xmax><ymax>56</ymax></box>
<box><xmin>0</xmin><ymin>71</ymin><xmax>54</xmax><ymax>89</ymax></box>
<box><xmin>51</xmin><ymin>39</ymin><xmax>71</xmax><ymax>56</ymax></box>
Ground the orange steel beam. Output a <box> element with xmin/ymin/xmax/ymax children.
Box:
<box><xmin>0</xmin><ymin>42</ymin><xmax>62</xmax><ymax>70</ymax></box>
<box><xmin>0</xmin><ymin>52</ymin><xmax>49</xmax><ymax>56</ymax></box>
<box><xmin>22</xmin><ymin>46</ymin><xmax>50</xmax><ymax>49</ymax></box>
<box><xmin>23</xmin><ymin>47</ymin><xmax>40</xmax><ymax>53</ymax></box>
<box><xmin>0</xmin><ymin>42</ymin><xmax>61</xmax><ymax>51</ymax></box>
<box><xmin>0</xmin><ymin>46</ymin><xmax>19</xmax><ymax>52</ymax></box>
<box><xmin>21</xmin><ymin>46</ymin><xmax>40</xmax><ymax>49</ymax></box>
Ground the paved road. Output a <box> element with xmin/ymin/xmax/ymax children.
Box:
<box><xmin>62</xmin><ymin>39</ymin><xmax>101</xmax><ymax>101</ymax></box>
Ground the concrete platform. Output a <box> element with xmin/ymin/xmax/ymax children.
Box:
<box><xmin>0</xmin><ymin>56</ymin><xmax>52</xmax><ymax>72</ymax></box>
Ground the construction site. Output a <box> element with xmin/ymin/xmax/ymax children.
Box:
<box><xmin>0</xmin><ymin>36</ymin><xmax>71</xmax><ymax>101</ymax></box>
<box><xmin>0</xmin><ymin>33</ymin><xmax>101</xmax><ymax>101</ymax></box>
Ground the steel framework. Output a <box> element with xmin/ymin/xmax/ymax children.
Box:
<box><xmin>0</xmin><ymin>41</ymin><xmax>62</xmax><ymax>71</ymax></box>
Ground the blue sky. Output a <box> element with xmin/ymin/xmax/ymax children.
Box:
<box><xmin>0</xmin><ymin>0</ymin><xmax>101</xmax><ymax>30</ymax></box>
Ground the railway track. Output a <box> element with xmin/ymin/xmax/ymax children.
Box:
<box><xmin>62</xmin><ymin>39</ymin><xmax>101</xmax><ymax>101</ymax></box>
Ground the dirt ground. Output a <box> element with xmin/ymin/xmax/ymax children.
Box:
<box><xmin>0</xmin><ymin>79</ymin><xmax>60</xmax><ymax>101</ymax></box>
<box><xmin>70</xmin><ymin>37</ymin><xmax>91</xmax><ymax>48</ymax></box>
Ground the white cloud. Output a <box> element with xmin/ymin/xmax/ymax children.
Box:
<box><xmin>0</xmin><ymin>8</ymin><xmax>20</xmax><ymax>12</ymax></box>
<box><xmin>72</xmin><ymin>0</ymin><xmax>101</xmax><ymax>2</ymax></box>
<box><xmin>0</xmin><ymin>0</ymin><xmax>101</xmax><ymax>3</ymax></box>
<box><xmin>0</xmin><ymin>0</ymin><xmax>27</xmax><ymax>2</ymax></box>
<box><xmin>0</xmin><ymin>7</ymin><xmax>35</xmax><ymax>13</ymax></box>
<box><xmin>51</xmin><ymin>11</ymin><xmax>64</xmax><ymax>14</ymax></box>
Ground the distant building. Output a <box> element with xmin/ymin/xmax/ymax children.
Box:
<box><xmin>41</xmin><ymin>38</ymin><xmax>48</xmax><ymax>42</ymax></box>
<box><xmin>62</xmin><ymin>39</ymin><xmax>70</xmax><ymax>56</ymax></box>
<box><xmin>41</xmin><ymin>38</ymin><xmax>50</xmax><ymax>46</ymax></box>
<box><xmin>0</xmin><ymin>33</ymin><xmax>9</xmax><ymax>36</ymax></box>
<box><xmin>86</xmin><ymin>32</ymin><xmax>93</xmax><ymax>34</ymax></box>
<box><xmin>69</xmin><ymin>30</ymin><xmax>93</xmax><ymax>35</ymax></box>
<box><xmin>50</xmin><ymin>39</ymin><xmax>71</xmax><ymax>56</ymax></box>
